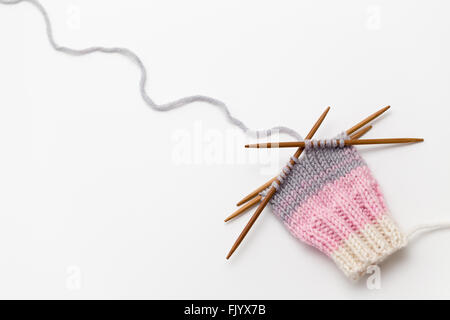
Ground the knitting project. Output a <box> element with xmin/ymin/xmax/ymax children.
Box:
<box><xmin>262</xmin><ymin>135</ymin><xmax>407</xmax><ymax>280</ymax></box>
<box><xmin>3</xmin><ymin>0</ymin><xmax>450</xmax><ymax>282</ymax></box>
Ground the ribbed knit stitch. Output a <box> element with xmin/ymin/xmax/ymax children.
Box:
<box><xmin>265</xmin><ymin>136</ymin><xmax>407</xmax><ymax>280</ymax></box>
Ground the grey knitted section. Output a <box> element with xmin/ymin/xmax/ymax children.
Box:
<box><xmin>268</xmin><ymin>145</ymin><xmax>366</xmax><ymax>221</ymax></box>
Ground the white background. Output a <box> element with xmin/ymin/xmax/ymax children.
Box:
<box><xmin>0</xmin><ymin>0</ymin><xmax>449</xmax><ymax>299</ymax></box>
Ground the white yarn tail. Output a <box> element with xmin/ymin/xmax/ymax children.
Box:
<box><xmin>0</xmin><ymin>0</ymin><xmax>303</xmax><ymax>140</ymax></box>
<box><xmin>407</xmin><ymin>222</ymin><xmax>450</xmax><ymax>241</ymax></box>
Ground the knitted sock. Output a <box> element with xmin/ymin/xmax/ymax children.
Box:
<box><xmin>265</xmin><ymin>136</ymin><xmax>407</xmax><ymax>280</ymax></box>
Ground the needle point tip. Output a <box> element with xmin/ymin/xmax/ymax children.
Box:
<box><xmin>226</xmin><ymin>248</ymin><xmax>235</xmax><ymax>259</ymax></box>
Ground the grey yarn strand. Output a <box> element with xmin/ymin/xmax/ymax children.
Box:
<box><xmin>0</xmin><ymin>0</ymin><xmax>302</xmax><ymax>140</ymax></box>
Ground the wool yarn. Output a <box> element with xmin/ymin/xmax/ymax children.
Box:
<box><xmin>0</xmin><ymin>0</ymin><xmax>302</xmax><ymax>140</ymax></box>
<box><xmin>263</xmin><ymin>136</ymin><xmax>407</xmax><ymax>280</ymax></box>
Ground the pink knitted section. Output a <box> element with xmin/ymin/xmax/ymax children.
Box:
<box><xmin>283</xmin><ymin>166</ymin><xmax>387</xmax><ymax>255</ymax></box>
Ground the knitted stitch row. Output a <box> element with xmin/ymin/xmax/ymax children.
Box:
<box><xmin>263</xmin><ymin>135</ymin><xmax>406</xmax><ymax>280</ymax></box>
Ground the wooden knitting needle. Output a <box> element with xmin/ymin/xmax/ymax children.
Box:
<box><xmin>226</xmin><ymin>106</ymin><xmax>331</xmax><ymax>259</ymax></box>
<box><xmin>224</xmin><ymin>195</ymin><xmax>262</xmax><ymax>222</ymax></box>
<box><xmin>233</xmin><ymin>105</ymin><xmax>389</xmax><ymax>207</ymax></box>
<box><xmin>236</xmin><ymin>178</ymin><xmax>275</xmax><ymax>207</ymax></box>
<box><xmin>346</xmin><ymin>105</ymin><xmax>390</xmax><ymax>135</ymax></box>
<box><xmin>226</xmin><ymin>105</ymin><xmax>391</xmax><ymax>259</ymax></box>
<box><xmin>350</xmin><ymin>125</ymin><xmax>372</xmax><ymax>140</ymax></box>
<box><xmin>225</xmin><ymin>126</ymin><xmax>373</xmax><ymax>222</ymax></box>
<box><xmin>245</xmin><ymin>138</ymin><xmax>424</xmax><ymax>148</ymax></box>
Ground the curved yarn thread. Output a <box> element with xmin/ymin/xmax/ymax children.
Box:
<box><xmin>407</xmin><ymin>222</ymin><xmax>450</xmax><ymax>241</ymax></box>
<box><xmin>0</xmin><ymin>0</ymin><xmax>302</xmax><ymax>140</ymax></box>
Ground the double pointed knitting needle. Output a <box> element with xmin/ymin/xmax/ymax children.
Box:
<box><xmin>226</xmin><ymin>105</ymin><xmax>391</xmax><ymax>259</ymax></box>
<box><xmin>224</xmin><ymin>195</ymin><xmax>262</xmax><ymax>222</ymax></box>
<box><xmin>224</xmin><ymin>125</ymin><xmax>373</xmax><ymax>222</ymax></box>
<box><xmin>226</xmin><ymin>106</ymin><xmax>331</xmax><ymax>259</ymax></box>
<box><xmin>347</xmin><ymin>125</ymin><xmax>373</xmax><ymax>140</ymax></box>
<box><xmin>235</xmin><ymin>178</ymin><xmax>276</xmax><ymax>207</ymax></box>
<box><xmin>246</xmin><ymin>138</ymin><xmax>424</xmax><ymax>149</ymax></box>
